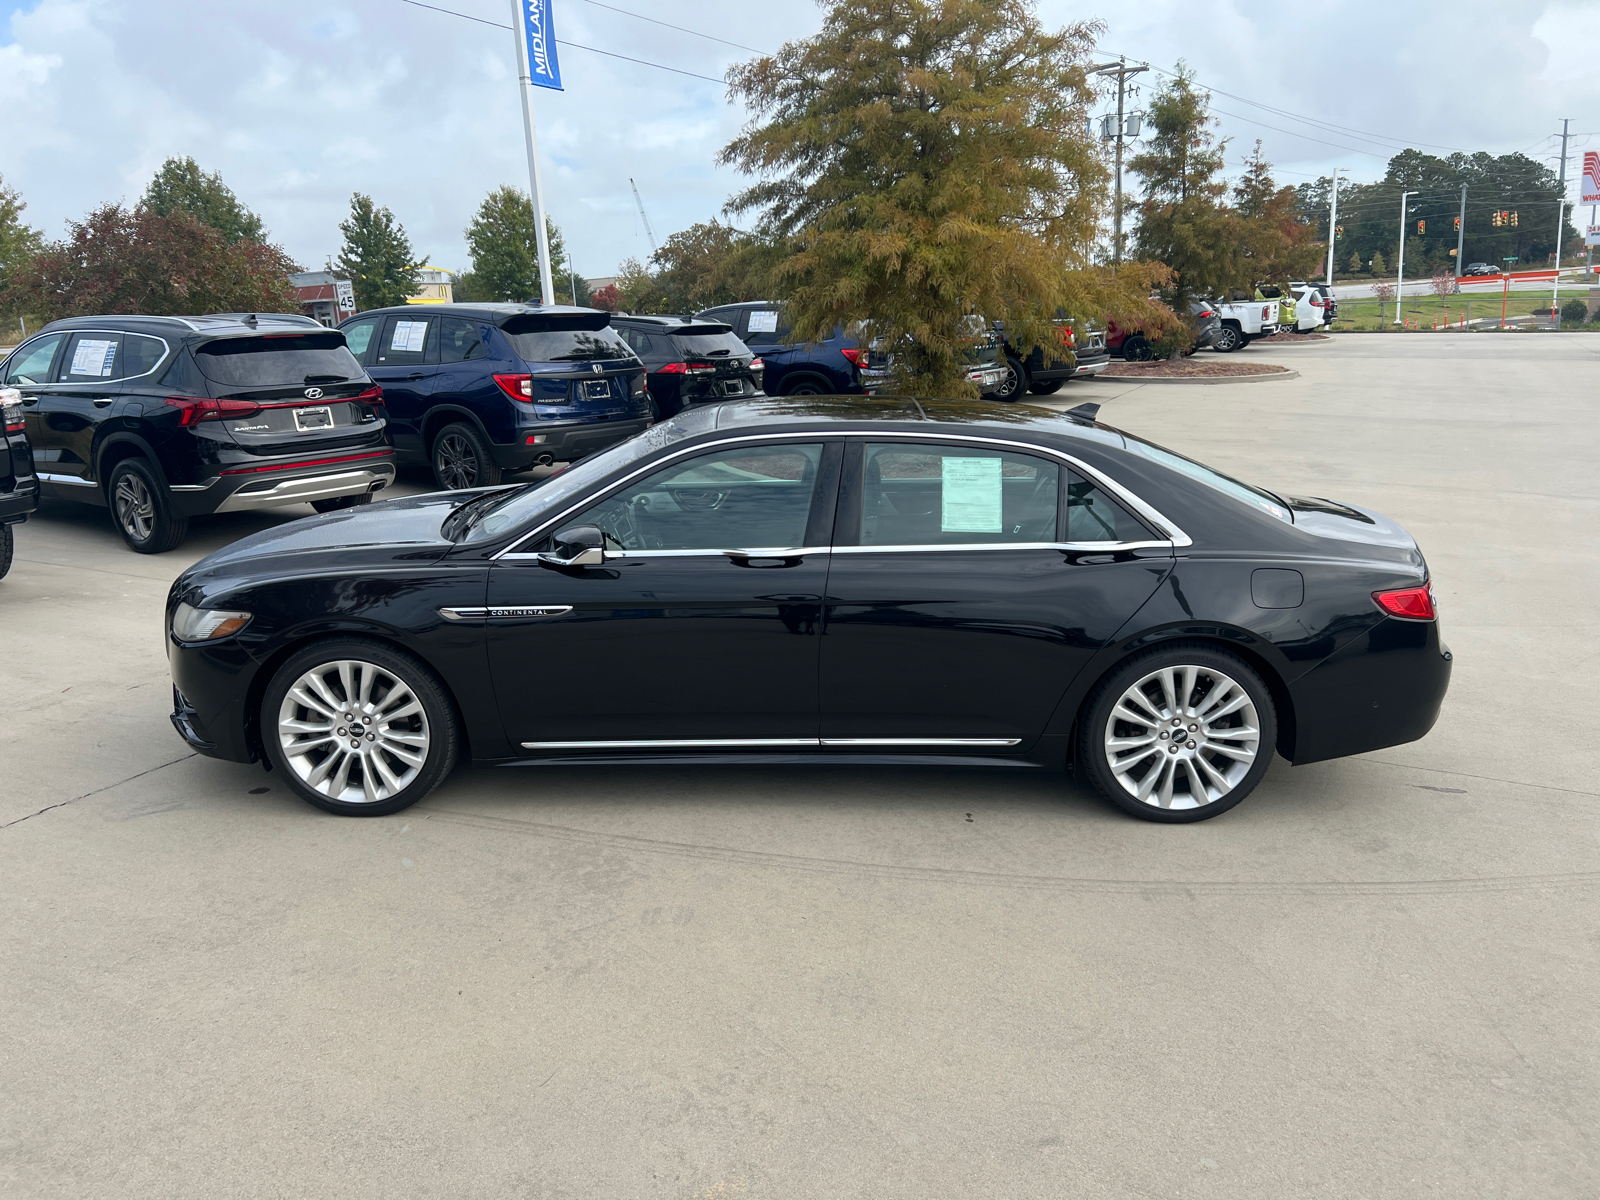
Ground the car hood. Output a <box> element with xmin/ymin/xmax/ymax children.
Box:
<box><xmin>182</xmin><ymin>491</ymin><xmax>465</xmax><ymax>577</ymax></box>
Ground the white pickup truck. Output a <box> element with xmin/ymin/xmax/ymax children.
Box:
<box><xmin>1209</xmin><ymin>291</ymin><xmax>1280</xmax><ymax>352</ymax></box>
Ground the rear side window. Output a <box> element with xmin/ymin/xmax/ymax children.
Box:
<box><xmin>4</xmin><ymin>334</ymin><xmax>65</xmax><ymax>385</ymax></box>
<box><xmin>194</xmin><ymin>334</ymin><xmax>365</xmax><ymax>388</ymax></box>
<box><xmin>376</xmin><ymin>316</ymin><xmax>435</xmax><ymax>366</ymax></box>
<box><xmin>60</xmin><ymin>333</ymin><xmax>121</xmax><ymax>381</ymax></box>
<box><xmin>671</xmin><ymin>330</ymin><xmax>747</xmax><ymax>358</ymax></box>
<box><xmin>860</xmin><ymin>443</ymin><xmax>1059</xmax><ymax>546</ymax></box>
<box><xmin>502</xmin><ymin>313</ymin><xmax>632</xmax><ymax>363</ymax></box>
<box><xmin>440</xmin><ymin>318</ymin><xmax>488</xmax><ymax>363</ymax></box>
<box><xmin>122</xmin><ymin>334</ymin><xmax>168</xmax><ymax>378</ymax></box>
<box><xmin>744</xmin><ymin>309</ymin><xmax>790</xmax><ymax>345</ymax></box>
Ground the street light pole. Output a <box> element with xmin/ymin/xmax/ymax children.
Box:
<box><xmin>1394</xmin><ymin>189</ymin><xmax>1417</xmax><ymax>325</ymax></box>
<box><xmin>1454</xmin><ymin>183</ymin><xmax>1467</xmax><ymax>279</ymax></box>
<box><xmin>1324</xmin><ymin>169</ymin><xmax>1347</xmax><ymax>288</ymax></box>
<box><xmin>1551</xmin><ymin>117</ymin><xmax>1570</xmax><ymax>329</ymax></box>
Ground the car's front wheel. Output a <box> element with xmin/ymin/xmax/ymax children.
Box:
<box><xmin>1028</xmin><ymin>379</ymin><xmax>1064</xmax><ymax>395</ymax></box>
<box><xmin>262</xmin><ymin>639</ymin><xmax>459</xmax><ymax>817</ymax></box>
<box><xmin>994</xmin><ymin>355</ymin><xmax>1028</xmax><ymax>402</ymax></box>
<box><xmin>108</xmin><ymin>458</ymin><xmax>188</xmax><ymax>553</ymax></box>
<box><xmin>0</xmin><ymin>523</ymin><xmax>12</xmax><ymax>581</ymax></box>
<box><xmin>432</xmin><ymin>422</ymin><xmax>501</xmax><ymax>491</ymax></box>
<box><xmin>1212</xmin><ymin>325</ymin><xmax>1242</xmax><ymax>353</ymax></box>
<box><xmin>1077</xmin><ymin>643</ymin><xmax>1276</xmax><ymax>823</ymax></box>
<box><xmin>1121</xmin><ymin>336</ymin><xmax>1153</xmax><ymax>362</ymax></box>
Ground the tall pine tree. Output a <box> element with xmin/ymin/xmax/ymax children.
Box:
<box><xmin>335</xmin><ymin>194</ymin><xmax>423</xmax><ymax>311</ymax></box>
<box><xmin>142</xmin><ymin>157</ymin><xmax>265</xmax><ymax>244</ymax></box>
<box><xmin>461</xmin><ymin>186</ymin><xmax>577</xmax><ymax>304</ymax></box>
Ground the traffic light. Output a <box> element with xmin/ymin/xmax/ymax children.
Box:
<box><xmin>1335</xmin><ymin>224</ymin><xmax>1344</xmax><ymax>241</ymax></box>
<box><xmin>1416</xmin><ymin>219</ymin><xmax>1425</xmax><ymax>235</ymax></box>
<box><xmin>1509</xmin><ymin>211</ymin><xmax>1518</xmax><ymax>227</ymax></box>
<box><xmin>1454</xmin><ymin>216</ymin><xmax>1461</xmax><ymax>232</ymax></box>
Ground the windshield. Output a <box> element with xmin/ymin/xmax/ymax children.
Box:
<box><xmin>194</xmin><ymin>334</ymin><xmax>362</xmax><ymax>387</ymax></box>
<box><xmin>1121</xmin><ymin>436</ymin><xmax>1291</xmax><ymax>523</ymax></box>
<box><xmin>672</xmin><ymin>332</ymin><xmax>747</xmax><ymax>358</ymax></box>
<box><xmin>502</xmin><ymin>313</ymin><xmax>634</xmax><ymax>363</ymax></box>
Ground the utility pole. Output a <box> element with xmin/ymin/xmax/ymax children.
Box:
<box><xmin>1324</xmin><ymin>168</ymin><xmax>1347</xmax><ymax>287</ymax></box>
<box><xmin>1394</xmin><ymin>190</ymin><xmax>1418</xmax><ymax>325</ymax></box>
<box><xmin>1551</xmin><ymin>117</ymin><xmax>1570</xmax><ymax>328</ymax></box>
<box><xmin>1454</xmin><ymin>183</ymin><xmax>1468</xmax><ymax>279</ymax></box>
<box><xmin>1089</xmin><ymin>57</ymin><xmax>1148</xmax><ymax>263</ymax></box>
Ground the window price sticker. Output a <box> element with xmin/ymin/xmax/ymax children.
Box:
<box><xmin>390</xmin><ymin>320</ymin><xmax>429</xmax><ymax>352</ymax></box>
<box><xmin>940</xmin><ymin>456</ymin><xmax>1002</xmax><ymax>532</ymax></box>
<box><xmin>70</xmin><ymin>338</ymin><xmax>117</xmax><ymax>378</ymax></box>
<box><xmin>746</xmin><ymin>310</ymin><xmax>780</xmax><ymax>333</ymax></box>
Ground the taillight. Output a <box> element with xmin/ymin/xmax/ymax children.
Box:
<box><xmin>840</xmin><ymin>347</ymin><xmax>867</xmax><ymax>368</ymax></box>
<box><xmin>1263</xmin><ymin>306</ymin><xmax>1272</xmax><ymax>319</ymax></box>
<box><xmin>164</xmin><ymin>395</ymin><xmax>262</xmax><ymax>426</ymax></box>
<box><xmin>1311</xmin><ymin>297</ymin><xmax>1324</xmax><ymax>307</ymax></box>
<box><xmin>355</xmin><ymin>384</ymin><xmax>384</xmax><ymax>404</ymax></box>
<box><xmin>656</xmin><ymin>362</ymin><xmax>714</xmax><ymax>376</ymax></box>
<box><xmin>749</xmin><ymin>358</ymin><xmax>763</xmax><ymax>371</ymax></box>
<box><xmin>1198</xmin><ymin>310</ymin><xmax>1215</xmax><ymax>318</ymax></box>
<box><xmin>493</xmin><ymin>373</ymin><xmax>534</xmax><ymax>401</ymax></box>
<box><xmin>1</xmin><ymin>387</ymin><xmax>23</xmax><ymax>433</ymax></box>
<box><xmin>1373</xmin><ymin>584</ymin><xmax>1436</xmax><ymax>621</ymax></box>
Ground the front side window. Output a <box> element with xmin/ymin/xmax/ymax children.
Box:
<box><xmin>3</xmin><ymin>334</ymin><xmax>65</xmax><ymax>385</ymax></box>
<box><xmin>342</xmin><ymin>318</ymin><xmax>380</xmax><ymax>361</ymax></box>
<box><xmin>576</xmin><ymin>444</ymin><xmax>824</xmax><ymax>552</ymax></box>
<box><xmin>60</xmin><ymin>333</ymin><xmax>122</xmax><ymax>381</ymax></box>
<box><xmin>860</xmin><ymin>443</ymin><xmax>1058</xmax><ymax>546</ymax></box>
<box><xmin>743</xmin><ymin>308</ymin><xmax>790</xmax><ymax>345</ymax></box>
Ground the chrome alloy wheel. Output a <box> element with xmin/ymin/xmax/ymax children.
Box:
<box><xmin>276</xmin><ymin>659</ymin><xmax>430</xmax><ymax>804</ymax></box>
<box><xmin>1103</xmin><ymin>664</ymin><xmax>1260</xmax><ymax>810</ymax></box>
<box><xmin>434</xmin><ymin>433</ymin><xmax>478</xmax><ymax>489</ymax></box>
<box><xmin>114</xmin><ymin>473</ymin><xmax>155</xmax><ymax>542</ymax></box>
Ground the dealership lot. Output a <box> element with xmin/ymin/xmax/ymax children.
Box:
<box><xmin>3</xmin><ymin>336</ymin><xmax>1598</xmax><ymax>1197</ymax></box>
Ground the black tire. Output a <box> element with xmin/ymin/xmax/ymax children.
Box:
<box><xmin>261</xmin><ymin>637</ymin><xmax>460</xmax><ymax>817</ymax></box>
<box><xmin>781</xmin><ymin>377</ymin><xmax>828</xmax><ymax>396</ymax></box>
<box><xmin>1212</xmin><ymin>325</ymin><xmax>1243</xmax><ymax>353</ymax></box>
<box><xmin>1122</xmin><ymin>336</ymin><xmax>1152</xmax><ymax>362</ymax></box>
<box><xmin>1028</xmin><ymin>379</ymin><xmax>1064</xmax><ymax>395</ymax></box>
<box><xmin>1075</xmin><ymin>642</ymin><xmax>1277</xmax><ymax>824</ymax></box>
<box><xmin>107</xmin><ymin>458</ymin><xmax>188</xmax><ymax>554</ymax></box>
<box><xmin>311</xmin><ymin>492</ymin><xmax>373</xmax><ymax>514</ymax></box>
<box><xmin>0</xmin><ymin>523</ymin><xmax>12</xmax><ymax>581</ymax></box>
<box><xmin>431</xmin><ymin>422</ymin><xmax>501</xmax><ymax>491</ymax></box>
<box><xmin>993</xmin><ymin>355</ymin><xmax>1028</xmax><ymax>402</ymax></box>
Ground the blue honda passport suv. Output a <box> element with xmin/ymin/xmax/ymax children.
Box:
<box><xmin>339</xmin><ymin>304</ymin><xmax>650</xmax><ymax>488</ymax></box>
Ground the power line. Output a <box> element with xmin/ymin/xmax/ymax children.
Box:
<box><xmin>391</xmin><ymin>0</ymin><xmax>729</xmax><ymax>84</ymax></box>
<box><xmin>581</xmin><ymin>0</ymin><xmax>765</xmax><ymax>55</ymax></box>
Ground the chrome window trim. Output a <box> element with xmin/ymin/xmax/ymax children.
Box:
<box><xmin>518</xmin><ymin>736</ymin><xmax>1022</xmax><ymax>750</ymax></box>
<box><xmin>492</xmin><ymin>430</ymin><xmax>1190</xmax><ymax>559</ymax></box>
<box><xmin>50</xmin><ymin>329</ymin><xmax>172</xmax><ymax>384</ymax></box>
<box><xmin>836</xmin><ymin>541</ymin><xmax>1171</xmax><ymax>555</ymax></box>
<box><xmin>501</xmin><ymin>545</ymin><xmax>831</xmax><ymax>562</ymax></box>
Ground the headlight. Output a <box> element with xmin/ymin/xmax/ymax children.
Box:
<box><xmin>171</xmin><ymin>602</ymin><xmax>252</xmax><ymax>642</ymax></box>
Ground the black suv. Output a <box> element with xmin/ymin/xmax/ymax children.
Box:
<box><xmin>1</xmin><ymin>386</ymin><xmax>38</xmax><ymax>579</ymax></box>
<box><xmin>611</xmin><ymin>315</ymin><xmax>764</xmax><ymax>416</ymax></box>
<box><xmin>0</xmin><ymin>314</ymin><xmax>395</xmax><ymax>553</ymax></box>
<box><xmin>338</xmin><ymin>304</ymin><xmax>650</xmax><ymax>489</ymax></box>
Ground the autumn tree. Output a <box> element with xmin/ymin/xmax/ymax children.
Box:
<box><xmin>461</xmin><ymin>186</ymin><xmax>579</xmax><ymax>304</ymax></box>
<box><xmin>1232</xmin><ymin>141</ymin><xmax>1323</xmax><ymax>286</ymax></box>
<box><xmin>3</xmin><ymin>203</ymin><xmax>299</xmax><ymax>321</ymax></box>
<box><xmin>141</xmin><ymin>157</ymin><xmax>265</xmax><ymax>244</ymax></box>
<box><xmin>1129</xmin><ymin>64</ymin><xmax>1243</xmax><ymax>311</ymax></box>
<box><xmin>589</xmin><ymin>282</ymin><xmax>620</xmax><ymax>312</ymax></box>
<box><xmin>722</xmin><ymin>0</ymin><xmax>1111</xmax><ymax>396</ymax></box>
<box><xmin>336</xmin><ymin>194</ymin><xmax>424</xmax><ymax>311</ymax></box>
<box><xmin>645</xmin><ymin>220</ymin><xmax>776</xmax><ymax>313</ymax></box>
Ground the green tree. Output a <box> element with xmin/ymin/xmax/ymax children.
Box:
<box><xmin>0</xmin><ymin>175</ymin><xmax>43</xmax><ymax>327</ymax></box>
<box><xmin>1370</xmin><ymin>249</ymin><xmax>1386</xmax><ymax>275</ymax></box>
<box><xmin>1129</xmin><ymin>64</ymin><xmax>1242</xmax><ymax>314</ymax></box>
<box><xmin>141</xmin><ymin>156</ymin><xmax>265</xmax><ymax>244</ymax></box>
<box><xmin>336</xmin><ymin>194</ymin><xmax>424</xmax><ymax>311</ymax></box>
<box><xmin>3</xmin><ymin>203</ymin><xmax>299</xmax><ymax>321</ymax></box>
<box><xmin>1232</xmin><ymin>141</ymin><xmax>1323</xmax><ymax>286</ymax></box>
<box><xmin>1347</xmin><ymin>249</ymin><xmax>1361</xmax><ymax>275</ymax></box>
<box><xmin>616</xmin><ymin>256</ymin><xmax>668</xmax><ymax>313</ymax></box>
<box><xmin>463</xmin><ymin>186</ymin><xmax>580</xmax><ymax>304</ymax></box>
<box><xmin>648</xmin><ymin>220</ymin><xmax>776</xmax><ymax>312</ymax></box>
<box><xmin>722</xmin><ymin>0</ymin><xmax>1109</xmax><ymax>396</ymax></box>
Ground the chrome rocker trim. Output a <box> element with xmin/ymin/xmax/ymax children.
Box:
<box><xmin>519</xmin><ymin>736</ymin><xmax>1023</xmax><ymax>750</ymax></box>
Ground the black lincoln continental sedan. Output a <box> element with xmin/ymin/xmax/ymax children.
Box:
<box><xmin>165</xmin><ymin>396</ymin><xmax>1450</xmax><ymax>823</ymax></box>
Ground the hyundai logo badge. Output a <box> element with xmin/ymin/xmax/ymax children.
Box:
<box><xmin>304</xmin><ymin>387</ymin><xmax>324</xmax><ymax>400</ymax></box>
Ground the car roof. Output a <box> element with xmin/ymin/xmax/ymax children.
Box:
<box><xmin>39</xmin><ymin>312</ymin><xmax>325</xmax><ymax>339</ymax></box>
<box><xmin>707</xmin><ymin>394</ymin><xmax>1121</xmax><ymax>448</ymax></box>
<box><xmin>345</xmin><ymin>302</ymin><xmax>608</xmax><ymax>325</ymax></box>
<box><xmin>697</xmin><ymin>301</ymin><xmax>776</xmax><ymax>312</ymax></box>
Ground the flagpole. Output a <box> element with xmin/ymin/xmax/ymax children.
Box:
<box><xmin>510</xmin><ymin>0</ymin><xmax>555</xmax><ymax>307</ymax></box>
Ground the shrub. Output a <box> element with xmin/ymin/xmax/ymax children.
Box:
<box><xmin>1561</xmin><ymin>297</ymin><xmax>1588</xmax><ymax>326</ymax></box>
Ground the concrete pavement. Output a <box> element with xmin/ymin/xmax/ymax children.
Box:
<box><xmin>3</xmin><ymin>339</ymin><xmax>1599</xmax><ymax>1197</ymax></box>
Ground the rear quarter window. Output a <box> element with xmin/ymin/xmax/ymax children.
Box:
<box><xmin>194</xmin><ymin>334</ymin><xmax>365</xmax><ymax>388</ymax></box>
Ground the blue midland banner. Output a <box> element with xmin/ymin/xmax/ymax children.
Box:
<box><xmin>522</xmin><ymin>0</ymin><xmax>563</xmax><ymax>91</ymax></box>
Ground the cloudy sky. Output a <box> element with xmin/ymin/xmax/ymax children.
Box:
<box><xmin>1</xmin><ymin>0</ymin><xmax>1596</xmax><ymax>281</ymax></box>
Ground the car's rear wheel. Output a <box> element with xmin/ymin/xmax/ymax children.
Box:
<box><xmin>1212</xmin><ymin>325</ymin><xmax>1242</xmax><ymax>353</ymax></box>
<box><xmin>0</xmin><ymin>523</ymin><xmax>12</xmax><ymax>581</ymax></box>
<box><xmin>782</xmin><ymin>378</ymin><xmax>828</xmax><ymax>396</ymax></box>
<box><xmin>108</xmin><ymin>458</ymin><xmax>188</xmax><ymax>553</ymax></box>
<box><xmin>262</xmin><ymin>639</ymin><xmax>459</xmax><ymax>817</ymax></box>
<box><xmin>1122</xmin><ymin>336</ymin><xmax>1152</xmax><ymax>362</ymax></box>
<box><xmin>1077</xmin><ymin>643</ymin><xmax>1276</xmax><ymax>823</ymax></box>
<box><xmin>1028</xmin><ymin>379</ymin><xmax>1064</xmax><ymax>395</ymax></box>
<box><xmin>311</xmin><ymin>492</ymin><xmax>373</xmax><ymax>514</ymax></box>
<box><xmin>432</xmin><ymin>422</ymin><xmax>501</xmax><ymax>491</ymax></box>
<box><xmin>994</xmin><ymin>355</ymin><xmax>1028</xmax><ymax>402</ymax></box>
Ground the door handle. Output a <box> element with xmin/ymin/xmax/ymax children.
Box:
<box><xmin>93</xmin><ymin>399</ymin><xmax>113</xmax><ymax>408</ymax></box>
<box><xmin>723</xmin><ymin>548</ymin><xmax>807</xmax><ymax>567</ymax></box>
<box><xmin>406</xmin><ymin>373</ymin><xmax>426</xmax><ymax>381</ymax></box>
<box><xmin>20</xmin><ymin>395</ymin><xmax>38</xmax><ymax>406</ymax></box>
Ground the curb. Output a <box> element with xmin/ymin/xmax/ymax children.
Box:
<box><xmin>1235</xmin><ymin>336</ymin><xmax>1333</xmax><ymax>348</ymax></box>
<box><xmin>1100</xmin><ymin>368</ymin><xmax>1299</xmax><ymax>386</ymax></box>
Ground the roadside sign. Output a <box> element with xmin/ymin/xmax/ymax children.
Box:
<box><xmin>520</xmin><ymin>0</ymin><xmax>563</xmax><ymax>91</ymax></box>
<box><xmin>1587</xmin><ymin>224</ymin><xmax>1600</xmax><ymax>248</ymax></box>
<box><xmin>335</xmin><ymin>280</ymin><xmax>356</xmax><ymax>313</ymax></box>
<box><xmin>1583</xmin><ymin>151</ymin><xmax>1600</xmax><ymax>204</ymax></box>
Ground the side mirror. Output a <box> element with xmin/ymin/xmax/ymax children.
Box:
<box><xmin>538</xmin><ymin>523</ymin><xmax>606</xmax><ymax>569</ymax></box>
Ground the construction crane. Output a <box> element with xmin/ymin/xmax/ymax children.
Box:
<box><xmin>629</xmin><ymin>177</ymin><xmax>658</xmax><ymax>256</ymax></box>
